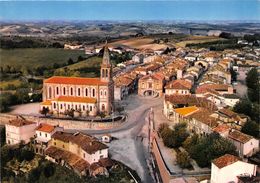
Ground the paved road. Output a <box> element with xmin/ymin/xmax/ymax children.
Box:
<box><xmin>82</xmin><ymin>95</ymin><xmax>163</xmax><ymax>183</ymax></box>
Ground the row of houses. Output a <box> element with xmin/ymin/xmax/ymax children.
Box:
<box><xmin>5</xmin><ymin>118</ymin><xmax>112</xmax><ymax>177</ymax></box>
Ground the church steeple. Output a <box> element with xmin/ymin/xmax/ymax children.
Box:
<box><xmin>100</xmin><ymin>40</ymin><xmax>112</xmax><ymax>82</ymax></box>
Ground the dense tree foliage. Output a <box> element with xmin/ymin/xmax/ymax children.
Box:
<box><xmin>158</xmin><ymin>123</ymin><xmax>189</xmax><ymax>148</ymax></box>
<box><xmin>246</xmin><ymin>68</ymin><xmax>260</xmax><ymax>103</ymax></box>
<box><xmin>183</xmin><ymin>133</ymin><xmax>237</xmax><ymax>167</ymax></box>
<box><xmin>241</xmin><ymin>120</ymin><xmax>259</xmax><ymax>138</ymax></box>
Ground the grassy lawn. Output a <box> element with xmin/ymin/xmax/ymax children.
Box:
<box><xmin>0</xmin><ymin>48</ymin><xmax>85</xmax><ymax>68</ymax></box>
<box><xmin>175</xmin><ymin>36</ymin><xmax>225</xmax><ymax>47</ymax></box>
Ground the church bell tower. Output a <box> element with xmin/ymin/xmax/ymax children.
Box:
<box><xmin>100</xmin><ymin>41</ymin><xmax>112</xmax><ymax>82</ymax></box>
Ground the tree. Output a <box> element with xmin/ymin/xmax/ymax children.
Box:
<box><xmin>99</xmin><ymin>111</ymin><xmax>106</xmax><ymax>119</ymax></box>
<box><xmin>40</xmin><ymin>107</ymin><xmax>49</xmax><ymax>117</ymax></box>
<box><xmin>173</xmin><ymin>123</ymin><xmax>189</xmax><ymax>147</ymax></box>
<box><xmin>246</xmin><ymin>68</ymin><xmax>259</xmax><ymax>91</ymax></box>
<box><xmin>65</xmin><ymin>109</ymin><xmax>75</xmax><ymax>118</ymax></box>
<box><xmin>1</xmin><ymin>127</ymin><xmax>6</xmax><ymax>146</ymax></box>
<box><xmin>43</xmin><ymin>162</ymin><xmax>55</xmax><ymax>177</ymax></box>
<box><xmin>177</xmin><ymin>151</ymin><xmax>191</xmax><ymax>169</ymax></box>
<box><xmin>21</xmin><ymin>66</ymin><xmax>29</xmax><ymax>76</ymax></box>
<box><xmin>233</xmin><ymin>99</ymin><xmax>252</xmax><ymax>117</ymax></box>
<box><xmin>241</xmin><ymin>120</ymin><xmax>259</xmax><ymax>138</ymax></box>
<box><xmin>158</xmin><ymin>123</ymin><xmax>169</xmax><ymax>135</ymax></box>
<box><xmin>186</xmin><ymin>133</ymin><xmax>237</xmax><ymax>167</ymax></box>
<box><xmin>248</xmin><ymin>84</ymin><xmax>260</xmax><ymax>103</ymax></box>
<box><xmin>77</xmin><ymin>55</ymin><xmax>84</xmax><ymax>62</ymax></box>
<box><xmin>67</xmin><ymin>58</ymin><xmax>74</xmax><ymax>65</ymax></box>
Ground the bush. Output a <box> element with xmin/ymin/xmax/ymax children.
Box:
<box><xmin>177</xmin><ymin>151</ymin><xmax>191</xmax><ymax>169</ymax></box>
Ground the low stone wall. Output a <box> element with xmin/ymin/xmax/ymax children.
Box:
<box><xmin>0</xmin><ymin>113</ymin><xmax>123</xmax><ymax>130</ymax></box>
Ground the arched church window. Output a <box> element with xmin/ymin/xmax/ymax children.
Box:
<box><xmin>85</xmin><ymin>88</ymin><xmax>88</xmax><ymax>96</ymax></box>
<box><xmin>78</xmin><ymin>88</ymin><xmax>81</xmax><ymax>96</ymax></box>
<box><xmin>92</xmin><ymin>89</ymin><xmax>95</xmax><ymax>97</ymax></box>
<box><xmin>63</xmin><ymin>87</ymin><xmax>66</xmax><ymax>95</ymax></box>
<box><xmin>70</xmin><ymin>88</ymin><xmax>73</xmax><ymax>96</ymax></box>
<box><xmin>56</xmin><ymin>87</ymin><xmax>59</xmax><ymax>95</ymax></box>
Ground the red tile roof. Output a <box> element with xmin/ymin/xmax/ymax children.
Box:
<box><xmin>229</xmin><ymin>130</ymin><xmax>253</xmax><ymax>144</ymax></box>
<box><xmin>36</xmin><ymin>123</ymin><xmax>55</xmax><ymax>133</ymax></box>
<box><xmin>44</xmin><ymin>76</ymin><xmax>108</xmax><ymax>86</ymax></box>
<box><xmin>213</xmin><ymin>124</ymin><xmax>230</xmax><ymax>134</ymax></box>
<box><xmin>52</xmin><ymin>132</ymin><xmax>108</xmax><ymax>154</ymax></box>
<box><xmin>165</xmin><ymin>79</ymin><xmax>192</xmax><ymax>90</ymax></box>
<box><xmin>45</xmin><ymin>146</ymin><xmax>90</xmax><ymax>172</ymax></box>
<box><xmin>53</xmin><ymin>96</ymin><xmax>97</xmax><ymax>104</ymax></box>
<box><xmin>212</xmin><ymin>154</ymin><xmax>239</xmax><ymax>169</ymax></box>
<box><xmin>8</xmin><ymin>119</ymin><xmax>35</xmax><ymax>127</ymax></box>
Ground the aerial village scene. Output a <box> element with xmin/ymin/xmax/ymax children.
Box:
<box><xmin>0</xmin><ymin>1</ymin><xmax>259</xmax><ymax>183</ymax></box>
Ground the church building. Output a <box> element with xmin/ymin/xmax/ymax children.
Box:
<box><xmin>40</xmin><ymin>44</ymin><xmax>114</xmax><ymax>116</ymax></box>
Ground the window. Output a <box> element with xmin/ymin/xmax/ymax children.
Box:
<box><xmin>102</xmin><ymin>69</ymin><xmax>104</xmax><ymax>78</ymax></box>
<box><xmin>78</xmin><ymin>88</ymin><xmax>81</xmax><ymax>96</ymax></box>
<box><xmin>48</xmin><ymin>87</ymin><xmax>52</xmax><ymax>98</ymax></box>
<box><xmin>83</xmin><ymin>105</ymin><xmax>85</xmax><ymax>111</ymax></box>
<box><xmin>92</xmin><ymin>89</ymin><xmax>95</xmax><ymax>97</ymax></box>
<box><xmin>85</xmin><ymin>88</ymin><xmax>88</xmax><ymax>96</ymax></box>
<box><xmin>142</xmin><ymin>83</ymin><xmax>145</xmax><ymax>88</ymax></box>
<box><xmin>62</xmin><ymin>145</ymin><xmax>65</xmax><ymax>148</ymax></box>
<box><xmin>54</xmin><ymin>103</ymin><xmax>56</xmax><ymax>109</ymax></box>
<box><xmin>102</xmin><ymin>104</ymin><xmax>105</xmax><ymax>111</ymax></box>
<box><xmin>68</xmin><ymin>104</ymin><xmax>70</xmax><ymax>109</ymax></box>
<box><xmin>45</xmin><ymin>133</ymin><xmax>47</xmax><ymax>137</ymax></box>
<box><xmin>60</xmin><ymin>104</ymin><xmax>63</xmax><ymax>109</ymax></box>
<box><xmin>75</xmin><ymin>105</ymin><xmax>77</xmax><ymax>110</ymax></box>
<box><xmin>63</xmin><ymin>87</ymin><xmax>66</xmax><ymax>95</ymax></box>
<box><xmin>40</xmin><ymin>132</ymin><xmax>42</xmax><ymax>136</ymax></box>
<box><xmin>104</xmin><ymin>91</ymin><xmax>107</xmax><ymax>96</ymax></box>
<box><xmin>54</xmin><ymin>142</ymin><xmax>56</xmax><ymax>145</ymax></box>
<box><xmin>100</xmin><ymin>90</ymin><xmax>103</xmax><ymax>96</ymax></box>
<box><xmin>70</xmin><ymin>88</ymin><xmax>73</xmax><ymax>95</ymax></box>
<box><xmin>148</xmin><ymin>82</ymin><xmax>152</xmax><ymax>88</ymax></box>
<box><xmin>90</xmin><ymin>106</ymin><xmax>92</xmax><ymax>111</ymax></box>
<box><xmin>105</xmin><ymin>69</ymin><xmax>108</xmax><ymax>77</ymax></box>
<box><xmin>56</xmin><ymin>87</ymin><xmax>59</xmax><ymax>95</ymax></box>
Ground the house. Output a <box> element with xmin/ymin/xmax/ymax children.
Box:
<box><xmin>211</xmin><ymin>108</ymin><xmax>247</xmax><ymax>128</ymax></box>
<box><xmin>34</xmin><ymin>123</ymin><xmax>63</xmax><ymax>155</ymax></box>
<box><xmin>187</xmin><ymin>108</ymin><xmax>218</xmax><ymax>135</ymax></box>
<box><xmin>221</xmin><ymin>93</ymin><xmax>240</xmax><ymax>107</ymax></box>
<box><xmin>171</xmin><ymin>106</ymin><xmax>199</xmax><ymax>123</ymax></box>
<box><xmin>114</xmin><ymin>74</ymin><xmax>136</xmax><ymax>100</ymax></box>
<box><xmin>228</xmin><ymin>130</ymin><xmax>259</xmax><ymax>158</ymax></box>
<box><xmin>45</xmin><ymin>131</ymin><xmax>109</xmax><ymax>176</ymax></box>
<box><xmin>211</xmin><ymin>154</ymin><xmax>257</xmax><ymax>183</ymax></box>
<box><xmin>101</xmin><ymin>134</ymin><xmax>112</xmax><ymax>143</ymax></box>
<box><xmin>165</xmin><ymin>79</ymin><xmax>192</xmax><ymax>95</ymax></box>
<box><xmin>5</xmin><ymin>118</ymin><xmax>37</xmax><ymax>145</ymax></box>
<box><xmin>138</xmin><ymin>72</ymin><xmax>164</xmax><ymax>97</ymax></box>
<box><xmin>163</xmin><ymin>94</ymin><xmax>217</xmax><ymax>119</ymax></box>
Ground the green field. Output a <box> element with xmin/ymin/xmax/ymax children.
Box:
<box><xmin>54</xmin><ymin>56</ymin><xmax>103</xmax><ymax>78</ymax></box>
<box><xmin>0</xmin><ymin>48</ymin><xmax>85</xmax><ymax>68</ymax></box>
